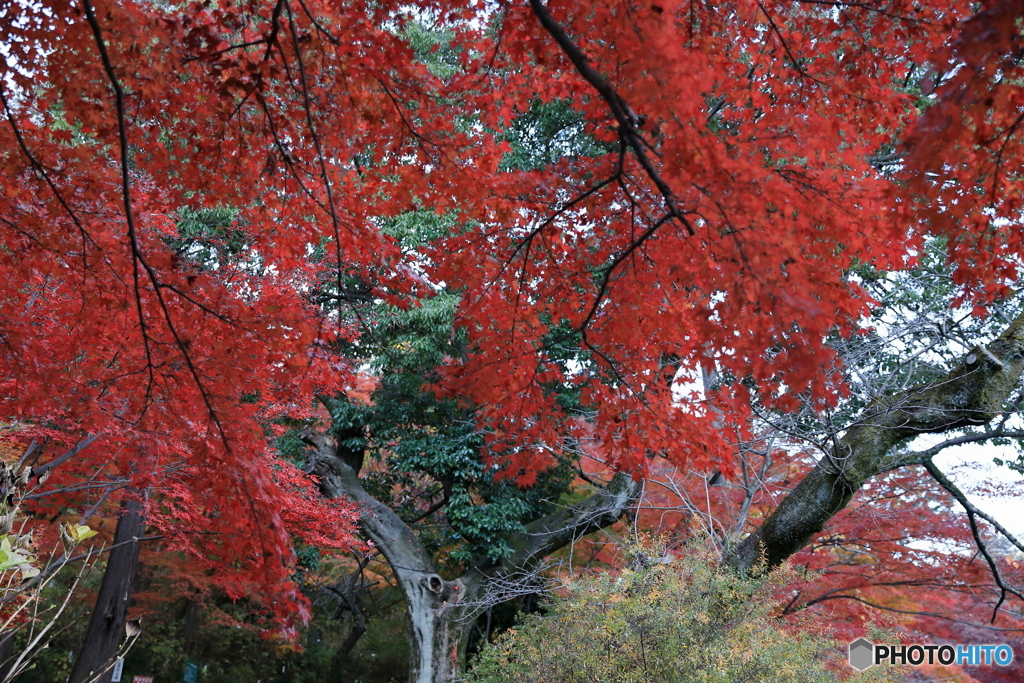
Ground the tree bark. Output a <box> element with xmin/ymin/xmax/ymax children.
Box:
<box><xmin>302</xmin><ymin>430</ymin><xmax>640</xmax><ymax>683</ymax></box>
<box><xmin>0</xmin><ymin>631</ymin><xmax>13</xmax><ymax>679</ymax></box>
<box><xmin>69</xmin><ymin>493</ymin><xmax>146</xmax><ymax>683</ymax></box>
<box><xmin>727</xmin><ymin>309</ymin><xmax>1024</xmax><ymax>574</ymax></box>
<box><xmin>303</xmin><ymin>430</ymin><xmax>470</xmax><ymax>683</ymax></box>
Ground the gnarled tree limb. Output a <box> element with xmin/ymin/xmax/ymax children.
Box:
<box><xmin>727</xmin><ymin>308</ymin><xmax>1024</xmax><ymax>574</ymax></box>
<box><xmin>301</xmin><ymin>427</ymin><xmax>641</xmax><ymax>683</ymax></box>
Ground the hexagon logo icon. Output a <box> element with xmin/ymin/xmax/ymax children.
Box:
<box><xmin>849</xmin><ymin>638</ymin><xmax>875</xmax><ymax>671</ymax></box>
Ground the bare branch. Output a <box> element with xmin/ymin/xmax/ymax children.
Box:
<box><xmin>923</xmin><ymin>458</ymin><xmax>1024</xmax><ymax>623</ymax></box>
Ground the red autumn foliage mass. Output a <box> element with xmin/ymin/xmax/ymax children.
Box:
<box><xmin>2</xmin><ymin>0</ymin><xmax>1023</xmax><ymax>629</ymax></box>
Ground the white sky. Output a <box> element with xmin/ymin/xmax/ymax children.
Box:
<box><xmin>931</xmin><ymin>442</ymin><xmax>1024</xmax><ymax>542</ymax></box>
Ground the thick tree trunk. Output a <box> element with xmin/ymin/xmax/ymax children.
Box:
<box><xmin>303</xmin><ymin>430</ymin><xmax>467</xmax><ymax>683</ymax></box>
<box><xmin>404</xmin><ymin>573</ymin><xmax>475</xmax><ymax>683</ymax></box>
<box><xmin>69</xmin><ymin>494</ymin><xmax>146</xmax><ymax>683</ymax></box>
<box><xmin>302</xmin><ymin>430</ymin><xmax>639</xmax><ymax>683</ymax></box>
<box><xmin>727</xmin><ymin>310</ymin><xmax>1024</xmax><ymax>574</ymax></box>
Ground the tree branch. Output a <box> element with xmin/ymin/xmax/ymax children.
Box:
<box><xmin>32</xmin><ymin>434</ymin><xmax>101</xmax><ymax>478</ymax></box>
<box><xmin>882</xmin><ymin>428</ymin><xmax>1024</xmax><ymax>472</ymax></box>
<box><xmin>527</xmin><ymin>0</ymin><xmax>695</xmax><ymax>236</ymax></box>
<box><xmin>492</xmin><ymin>472</ymin><xmax>640</xmax><ymax>573</ymax></box>
<box><xmin>300</xmin><ymin>428</ymin><xmax>435</xmax><ymax>576</ymax></box>
<box><xmin>923</xmin><ymin>458</ymin><xmax>1024</xmax><ymax>622</ymax></box>
<box><xmin>728</xmin><ymin>307</ymin><xmax>1024</xmax><ymax>573</ymax></box>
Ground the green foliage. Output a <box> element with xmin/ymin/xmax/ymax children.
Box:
<box><xmin>296</xmin><ymin>545</ymin><xmax>322</xmax><ymax>572</ymax></box>
<box><xmin>501</xmin><ymin>98</ymin><xmax>608</xmax><ymax>172</ymax></box>
<box><xmin>382</xmin><ymin>209</ymin><xmax>463</xmax><ymax>255</ymax></box>
<box><xmin>171</xmin><ymin>207</ymin><xmax>245</xmax><ymax>270</ymax></box>
<box><xmin>321</xmin><ymin>286</ymin><xmax>575</xmax><ymax>564</ymax></box>
<box><xmin>402</xmin><ymin>19</ymin><xmax>460</xmax><ymax>80</ymax></box>
<box><xmin>466</xmin><ymin>545</ymin><xmax>902</xmax><ymax>683</ymax></box>
<box><xmin>276</xmin><ymin>426</ymin><xmax>311</xmax><ymax>467</ymax></box>
<box><xmin>297</xmin><ymin>206</ymin><xmax>580</xmax><ymax>566</ymax></box>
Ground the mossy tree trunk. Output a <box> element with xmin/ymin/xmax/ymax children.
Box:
<box><xmin>726</xmin><ymin>309</ymin><xmax>1024</xmax><ymax>574</ymax></box>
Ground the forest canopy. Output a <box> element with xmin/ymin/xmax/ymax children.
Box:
<box><xmin>2</xmin><ymin>0</ymin><xmax>1024</xmax><ymax>681</ymax></box>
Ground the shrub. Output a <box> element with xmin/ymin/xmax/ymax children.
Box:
<box><xmin>466</xmin><ymin>544</ymin><xmax>900</xmax><ymax>683</ymax></box>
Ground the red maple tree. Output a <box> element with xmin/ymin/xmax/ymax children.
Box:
<box><xmin>2</xmin><ymin>0</ymin><xmax>1024</xmax><ymax>644</ymax></box>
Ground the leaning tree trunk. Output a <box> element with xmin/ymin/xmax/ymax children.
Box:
<box><xmin>70</xmin><ymin>493</ymin><xmax>146</xmax><ymax>683</ymax></box>
<box><xmin>302</xmin><ymin>430</ymin><xmax>640</xmax><ymax>683</ymax></box>
<box><xmin>726</xmin><ymin>308</ymin><xmax>1024</xmax><ymax>574</ymax></box>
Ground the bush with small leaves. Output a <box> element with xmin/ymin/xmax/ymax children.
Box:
<box><xmin>466</xmin><ymin>544</ymin><xmax>901</xmax><ymax>683</ymax></box>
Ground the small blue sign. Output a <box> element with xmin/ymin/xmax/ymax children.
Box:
<box><xmin>183</xmin><ymin>661</ymin><xmax>199</xmax><ymax>683</ymax></box>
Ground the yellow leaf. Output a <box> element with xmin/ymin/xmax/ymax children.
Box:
<box><xmin>67</xmin><ymin>524</ymin><xmax>98</xmax><ymax>543</ymax></box>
